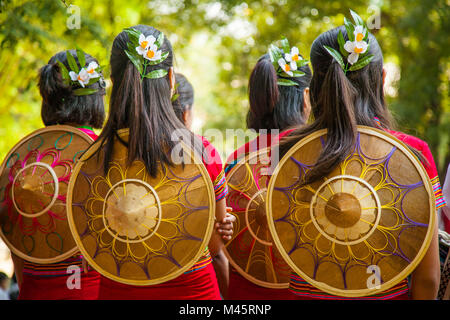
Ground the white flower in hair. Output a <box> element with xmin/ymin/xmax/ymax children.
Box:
<box><xmin>85</xmin><ymin>61</ymin><xmax>100</xmax><ymax>79</ymax></box>
<box><xmin>353</xmin><ymin>25</ymin><xmax>367</xmax><ymax>42</ymax></box>
<box><xmin>143</xmin><ymin>43</ymin><xmax>162</xmax><ymax>62</ymax></box>
<box><xmin>284</xmin><ymin>46</ymin><xmax>300</xmax><ymax>71</ymax></box>
<box><xmin>69</xmin><ymin>68</ymin><xmax>90</xmax><ymax>87</ymax></box>
<box><xmin>278</xmin><ymin>57</ymin><xmax>296</xmax><ymax>76</ymax></box>
<box><xmin>324</xmin><ymin>10</ymin><xmax>374</xmax><ymax>74</ymax></box>
<box><xmin>344</xmin><ymin>38</ymin><xmax>368</xmax><ymax>65</ymax></box>
<box><xmin>136</xmin><ymin>34</ymin><xmax>156</xmax><ymax>56</ymax></box>
<box><xmin>285</xmin><ymin>46</ymin><xmax>301</xmax><ymax>63</ymax></box>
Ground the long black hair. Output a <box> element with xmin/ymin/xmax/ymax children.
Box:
<box><xmin>279</xmin><ymin>26</ymin><xmax>396</xmax><ymax>184</ymax></box>
<box><xmin>97</xmin><ymin>25</ymin><xmax>198</xmax><ymax>177</ymax></box>
<box><xmin>246</xmin><ymin>53</ymin><xmax>312</xmax><ymax>131</ymax></box>
<box><xmin>38</xmin><ymin>50</ymin><xmax>105</xmax><ymax>128</ymax></box>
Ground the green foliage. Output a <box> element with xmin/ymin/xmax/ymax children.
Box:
<box><xmin>324</xmin><ymin>45</ymin><xmax>345</xmax><ymax>70</ymax></box>
<box><xmin>337</xmin><ymin>30</ymin><xmax>348</xmax><ymax>57</ymax></box>
<box><xmin>76</xmin><ymin>46</ymin><xmax>86</xmax><ymax>68</ymax></box>
<box><xmin>144</xmin><ymin>69</ymin><xmax>168</xmax><ymax>79</ymax></box>
<box><xmin>348</xmin><ymin>54</ymin><xmax>374</xmax><ymax>71</ymax></box>
<box><xmin>0</xmin><ymin>0</ymin><xmax>448</xmax><ymax>179</ymax></box>
<box><xmin>72</xmin><ymin>88</ymin><xmax>98</xmax><ymax>96</ymax></box>
<box><xmin>66</xmin><ymin>50</ymin><xmax>79</xmax><ymax>73</ymax></box>
<box><xmin>56</xmin><ymin>60</ymin><xmax>70</xmax><ymax>85</ymax></box>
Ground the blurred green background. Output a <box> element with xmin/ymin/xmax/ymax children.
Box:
<box><xmin>0</xmin><ymin>0</ymin><xmax>449</xmax><ymax>178</ymax></box>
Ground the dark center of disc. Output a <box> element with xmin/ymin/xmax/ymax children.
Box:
<box><xmin>324</xmin><ymin>192</ymin><xmax>361</xmax><ymax>228</ymax></box>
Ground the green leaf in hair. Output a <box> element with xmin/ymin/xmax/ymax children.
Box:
<box><xmin>291</xmin><ymin>70</ymin><xmax>306</xmax><ymax>77</ymax></box>
<box><xmin>86</xmin><ymin>76</ymin><xmax>100</xmax><ymax>86</ymax></box>
<box><xmin>76</xmin><ymin>46</ymin><xmax>86</xmax><ymax>69</ymax></box>
<box><xmin>154</xmin><ymin>31</ymin><xmax>165</xmax><ymax>48</ymax></box>
<box><xmin>337</xmin><ymin>30</ymin><xmax>349</xmax><ymax>57</ymax></box>
<box><xmin>277</xmin><ymin>78</ymin><xmax>298</xmax><ymax>86</ymax></box>
<box><xmin>348</xmin><ymin>54</ymin><xmax>374</xmax><ymax>71</ymax></box>
<box><xmin>124</xmin><ymin>49</ymin><xmax>143</xmax><ymax>74</ymax></box>
<box><xmin>56</xmin><ymin>60</ymin><xmax>70</xmax><ymax>82</ymax></box>
<box><xmin>296</xmin><ymin>59</ymin><xmax>310</xmax><ymax>68</ymax></box>
<box><xmin>73</xmin><ymin>88</ymin><xmax>98</xmax><ymax>96</ymax></box>
<box><xmin>124</xmin><ymin>27</ymin><xmax>141</xmax><ymax>45</ymax></box>
<box><xmin>350</xmin><ymin>9</ymin><xmax>365</xmax><ymax>26</ymax></box>
<box><xmin>171</xmin><ymin>93</ymin><xmax>180</xmax><ymax>102</ymax></box>
<box><xmin>279</xmin><ymin>36</ymin><xmax>290</xmax><ymax>54</ymax></box>
<box><xmin>344</xmin><ymin>17</ymin><xmax>355</xmax><ymax>42</ymax></box>
<box><xmin>268</xmin><ymin>44</ymin><xmax>283</xmax><ymax>62</ymax></box>
<box><xmin>144</xmin><ymin>69</ymin><xmax>168</xmax><ymax>79</ymax></box>
<box><xmin>323</xmin><ymin>45</ymin><xmax>346</xmax><ymax>70</ymax></box>
<box><xmin>66</xmin><ymin>50</ymin><xmax>79</xmax><ymax>74</ymax></box>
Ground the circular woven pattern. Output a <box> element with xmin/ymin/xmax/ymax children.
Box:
<box><xmin>225</xmin><ymin>149</ymin><xmax>290</xmax><ymax>289</ymax></box>
<box><xmin>266</xmin><ymin>126</ymin><xmax>436</xmax><ymax>297</ymax></box>
<box><xmin>67</xmin><ymin>129</ymin><xmax>215</xmax><ymax>286</ymax></box>
<box><xmin>0</xmin><ymin>125</ymin><xmax>94</xmax><ymax>263</ymax></box>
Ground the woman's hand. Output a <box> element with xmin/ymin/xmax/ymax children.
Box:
<box><xmin>215</xmin><ymin>207</ymin><xmax>236</xmax><ymax>241</ymax></box>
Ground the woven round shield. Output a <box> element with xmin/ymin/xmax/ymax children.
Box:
<box><xmin>266</xmin><ymin>126</ymin><xmax>436</xmax><ymax>297</ymax></box>
<box><xmin>67</xmin><ymin>129</ymin><xmax>215</xmax><ymax>286</ymax></box>
<box><xmin>0</xmin><ymin>125</ymin><xmax>94</xmax><ymax>264</ymax></box>
<box><xmin>225</xmin><ymin>148</ymin><xmax>290</xmax><ymax>288</ymax></box>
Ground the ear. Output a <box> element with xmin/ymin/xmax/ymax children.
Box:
<box><xmin>182</xmin><ymin>110</ymin><xmax>189</xmax><ymax>124</ymax></box>
<box><xmin>303</xmin><ymin>87</ymin><xmax>311</xmax><ymax>122</ymax></box>
<box><xmin>182</xmin><ymin>108</ymin><xmax>193</xmax><ymax>130</ymax></box>
<box><xmin>382</xmin><ymin>68</ymin><xmax>386</xmax><ymax>87</ymax></box>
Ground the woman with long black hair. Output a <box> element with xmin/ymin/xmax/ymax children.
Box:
<box><xmin>10</xmin><ymin>49</ymin><xmax>106</xmax><ymax>300</ymax></box>
<box><xmin>224</xmin><ymin>41</ymin><xmax>312</xmax><ymax>300</ymax></box>
<box><xmin>94</xmin><ymin>25</ymin><xmax>230</xmax><ymax>300</ymax></box>
<box><xmin>278</xmin><ymin>17</ymin><xmax>444</xmax><ymax>300</ymax></box>
<box><xmin>226</xmin><ymin>49</ymin><xmax>312</xmax><ymax>170</ymax></box>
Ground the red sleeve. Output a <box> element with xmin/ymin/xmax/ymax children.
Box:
<box><xmin>400</xmin><ymin>134</ymin><xmax>437</xmax><ymax>178</ymax></box>
<box><xmin>199</xmin><ymin>136</ymin><xmax>228</xmax><ymax>202</ymax></box>
<box><xmin>277</xmin><ymin>128</ymin><xmax>296</xmax><ymax>140</ymax></box>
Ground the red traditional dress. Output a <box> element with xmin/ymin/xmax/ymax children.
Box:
<box><xmin>97</xmin><ymin>136</ymin><xmax>227</xmax><ymax>300</ymax></box>
<box><xmin>287</xmin><ymin>123</ymin><xmax>447</xmax><ymax>300</ymax></box>
<box><xmin>225</xmin><ymin>130</ymin><xmax>297</xmax><ymax>300</ymax></box>
<box><xmin>18</xmin><ymin>126</ymin><xmax>101</xmax><ymax>300</ymax></box>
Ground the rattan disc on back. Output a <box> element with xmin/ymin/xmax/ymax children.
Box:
<box><xmin>225</xmin><ymin>148</ymin><xmax>290</xmax><ymax>289</ymax></box>
<box><xmin>67</xmin><ymin>129</ymin><xmax>215</xmax><ymax>286</ymax></box>
<box><xmin>266</xmin><ymin>126</ymin><xmax>436</xmax><ymax>297</ymax></box>
<box><xmin>0</xmin><ymin>125</ymin><xmax>94</xmax><ymax>263</ymax></box>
